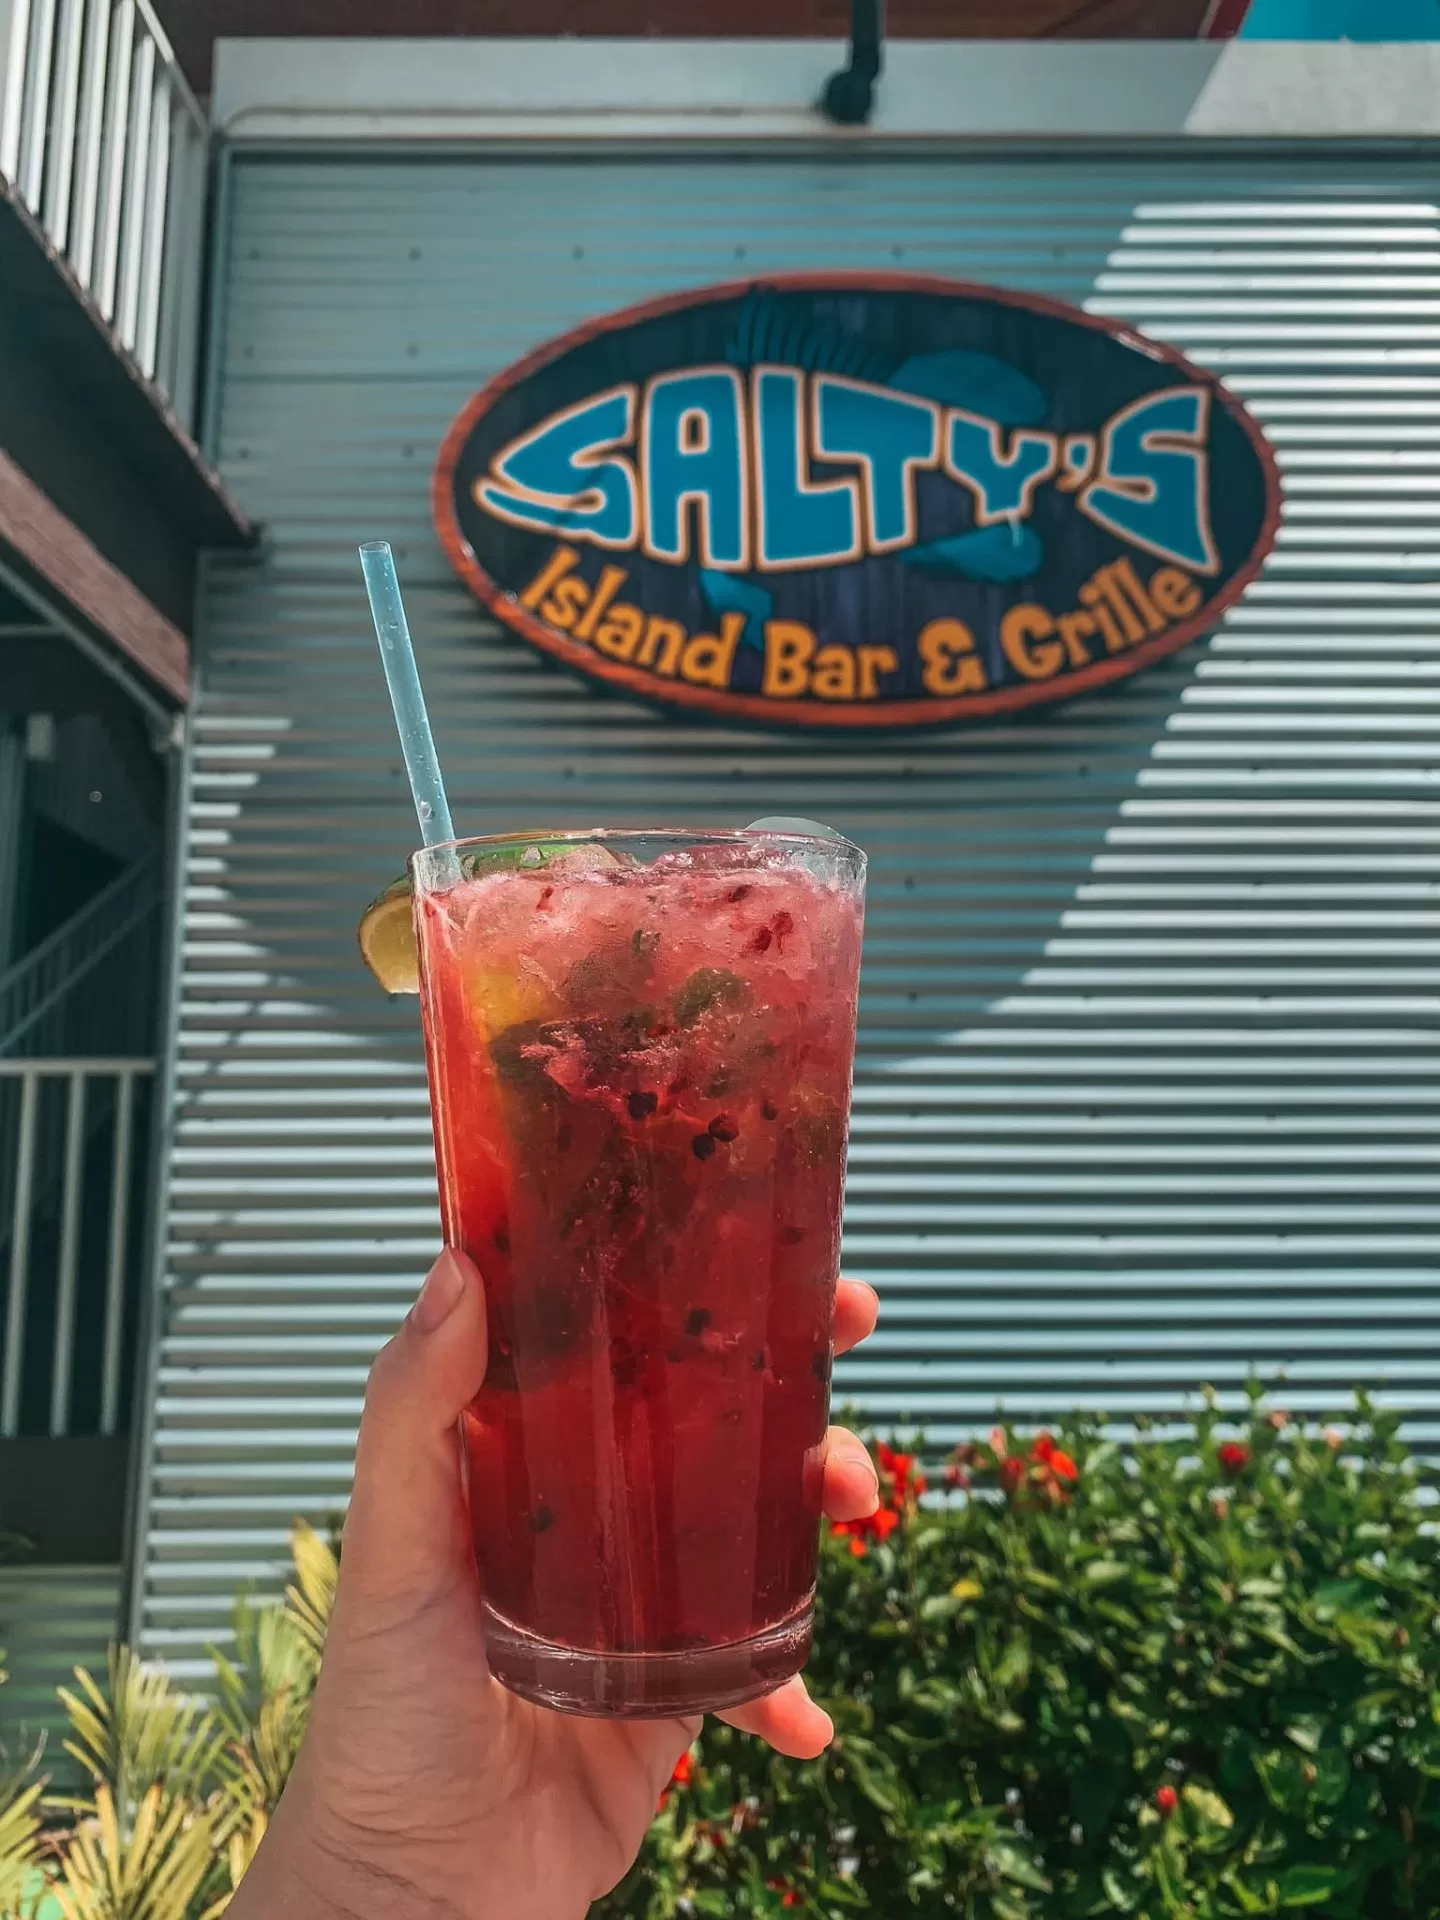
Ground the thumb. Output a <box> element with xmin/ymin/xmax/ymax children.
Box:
<box><xmin>339</xmin><ymin>1247</ymin><xmax>488</xmax><ymax>1609</ymax></box>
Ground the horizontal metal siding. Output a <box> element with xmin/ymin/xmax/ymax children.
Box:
<box><xmin>142</xmin><ymin>149</ymin><xmax>1440</xmax><ymax>1665</ymax></box>
<box><xmin>0</xmin><ymin>1566</ymin><xmax>120</xmax><ymax>1775</ymax></box>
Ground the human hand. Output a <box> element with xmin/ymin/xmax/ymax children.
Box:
<box><xmin>229</xmin><ymin>1250</ymin><xmax>881</xmax><ymax>1920</ymax></box>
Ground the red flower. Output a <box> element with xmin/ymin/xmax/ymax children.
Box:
<box><xmin>658</xmin><ymin>1747</ymin><xmax>695</xmax><ymax>1809</ymax></box>
<box><xmin>994</xmin><ymin>1434</ymin><xmax>1083</xmax><ymax>1505</ymax></box>
<box><xmin>767</xmin><ymin>1879</ymin><xmax>803</xmax><ymax>1907</ymax></box>
<box><xmin>831</xmin><ymin>1502</ymin><xmax>902</xmax><ymax>1556</ymax></box>
<box><xmin>1156</xmin><ymin>1784</ymin><xmax>1179</xmax><ymax>1817</ymax></box>
<box><xmin>877</xmin><ymin>1443</ymin><xmax>926</xmax><ymax>1505</ymax></box>
<box><xmin>1027</xmin><ymin>1432</ymin><xmax>1078</xmax><ymax>1484</ymax></box>
<box><xmin>1218</xmin><ymin>1441</ymin><xmax>1251</xmax><ymax>1476</ymax></box>
<box><xmin>945</xmin><ymin>1462</ymin><xmax>971</xmax><ymax>1491</ymax></box>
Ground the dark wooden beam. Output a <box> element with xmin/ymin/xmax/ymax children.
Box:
<box><xmin>0</xmin><ymin>452</ymin><xmax>191</xmax><ymax>704</ymax></box>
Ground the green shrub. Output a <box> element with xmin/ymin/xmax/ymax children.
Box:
<box><xmin>7</xmin><ymin>1391</ymin><xmax>1440</xmax><ymax>1918</ymax></box>
<box><xmin>601</xmin><ymin>1389</ymin><xmax>1440</xmax><ymax>1919</ymax></box>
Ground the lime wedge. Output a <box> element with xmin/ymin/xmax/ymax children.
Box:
<box><xmin>358</xmin><ymin>879</ymin><xmax>420</xmax><ymax>994</ymax></box>
<box><xmin>357</xmin><ymin>841</ymin><xmax>623</xmax><ymax>995</ymax></box>
<box><xmin>465</xmin><ymin>962</ymin><xmax>560</xmax><ymax>1034</ymax></box>
<box><xmin>545</xmin><ymin>844</ymin><xmax>624</xmax><ymax>875</ymax></box>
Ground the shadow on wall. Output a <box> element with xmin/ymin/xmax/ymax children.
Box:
<box><xmin>174</xmin><ymin>151</ymin><xmax>1165</xmax><ymax>1145</ymax></box>
<box><xmin>135</xmin><ymin>152</ymin><xmax>1363</xmax><ymax>1667</ymax></box>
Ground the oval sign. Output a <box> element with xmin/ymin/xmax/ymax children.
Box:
<box><xmin>434</xmin><ymin>275</ymin><xmax>1280</xmax><ymax>730</ymax></box>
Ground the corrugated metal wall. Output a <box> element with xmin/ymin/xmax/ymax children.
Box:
<box><xmin>0</xmin><ymin>1566</ymin><xmax>121</xmax><ymax>1776</ymax></box>
<box><xmin>139</xmin><ymin>148</ymin><xmax>1440</xmax><ymax>1666</ymax></box>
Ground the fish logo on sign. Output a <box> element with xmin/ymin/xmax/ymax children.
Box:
<box><xmin>434</xmin><ymin>275</ymin><xmax>1280</xmax><ymax>729</ymax></box>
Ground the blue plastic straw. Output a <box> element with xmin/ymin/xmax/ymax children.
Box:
<box><xmin>359</xmin><ymin>542</ymin><xmax>457</xmax><ymax>859</ymax></box>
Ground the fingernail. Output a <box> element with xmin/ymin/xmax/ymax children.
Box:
<box><xmin>842</xmin><ymin>1443</ymin><xmax>880</xmax><ymax>1512</ymax></box>
<box><xmin>411</xmin><ymin>1248</ymin><xmax>468</xmax><ymax>1334</ymax></box>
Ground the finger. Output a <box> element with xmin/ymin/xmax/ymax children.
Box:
<box><xmin>833</xmin><ymin>1279</ymin><xmax>879</xmax><ymax>1357</ymax></box>
<box><xmin>821</xmin><ymin>1425</ymin><xmax>880</xmax><ymax>1523</ymax></box>
<box><xmin>340</xmin><ymin>1248</ymin><xmax>488</xmax><ymax>1608</ymax></box>
<box><xmin>717</xmin><ymin>1675</ymin><xmax>833</xmax><ymax>1758</ymax></box>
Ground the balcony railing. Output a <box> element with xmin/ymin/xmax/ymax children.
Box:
<box><xmin>0</xmin><ymin>0</ymin><xmax>206</xmax><ymax>427</ymax></box>
<box><xmin>0</xmin><ymin>852</ymin><xmax>162</xmax><ymax>1059</ymax></box>
<box><xmin>0</xmin><ymin>1057</ymin><xmax>155</xmax><ymax>1439</ymax></box>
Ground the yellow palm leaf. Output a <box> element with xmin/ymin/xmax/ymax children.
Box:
<box><xmin>59</xmin><ymin>1650</ymin><xmax>222</xmax><ymax>1822</ymax></box>
<box><xmin>211</xmin><ymin>1597</ymin><xmax>318</xmax><ymax>1848</ymax></box>
<box><xmin>50</xmin><ymin>1783</ymin><xmax>217</xmax><ymax>1920</ymax></box>
<box><xmin>196</xmin><ymin>1805</ymin><xmax>266</xmax><ymax>1920</ymax></box>
<box><xmin>0</xmin><ymin>1774</ymin><xmax>44</xmax><ymax>1914</ymax></box>
<box><xmin>0</xmin><ymin>1649</ymin><xmax>46</xmax><ymax>1917</ymax></box>
<box><xmin>29</xmin><ymin>1522</ymin><xmax>336</xmax><ymax>1920</ymax></box>
<box><xmin>282</xmin><ymin>1524</ymin><xmax>337</xmax><ymax>1662</ymax></box>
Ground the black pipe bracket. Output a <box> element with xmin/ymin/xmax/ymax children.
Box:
<box><xmin>820</xmin><ymin>0</ymin><xmax>885</xmax><ymax>125</ymax></box>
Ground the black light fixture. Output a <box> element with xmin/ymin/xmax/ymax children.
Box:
<box><xmin>820</xmin><ymin>0</ymin><xmax>884</xmax><ymax>125</ymax></box>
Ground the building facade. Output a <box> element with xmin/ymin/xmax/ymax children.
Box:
<box><xmin>0</xmin><ymin>0</ymin><xmax>251</xmax><ymax>1742</ymax></box>
<box><xmin>6</xmin><ymin>27</ymin><xmax>1440</xmax><ymax>1695</ymax></box>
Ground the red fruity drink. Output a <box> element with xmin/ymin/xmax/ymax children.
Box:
<box><xmin>410</xmin><ymin>828</ymin><xmax>865</xmax><ymax>1716</ymax></box>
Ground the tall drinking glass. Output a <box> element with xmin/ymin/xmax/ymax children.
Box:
<box><xmin>410</xmin><ymin>828</ymin><xmax>866</xmax><ymax>1717</ymax></box>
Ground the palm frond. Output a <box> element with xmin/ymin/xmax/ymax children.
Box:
<box><xmin>0</xmin><ymin>1770</ymin><xmax>44</xmax><ymax>1915</ymax></box>
<box><xmin>15</xmin><ymin>1522</ymin><xmax>335</xmax><ymax>1920</ymax></box>
<box><xmin>198</xmin><ymin>1527</ymin><xmax>334</xmax><ymax>1911</ymax></box>
<box><xmin>58</xmin><ymin>1649</ymin><xmax>223</xmax><ymax>1824</ymax></box>
<box><xmin>281</xmin><ymin>1524</ymin><xmax>337</xmax><ymax>1663</ymax></box>
<box><xmin>49</xmin><ymin>1782</ymin><xmax>218</xmax><ymax>1920</ymax></box>
<box><xmin>211</xmin><ymin>1587</ymin><xmax>318</xmax><ymax>1826</ymax></box>
<box><xmin>215</xmin><ymin>1599</ymin><xmax>318</xmax><ymax>1741</ymax></box>
<box><xmin>196</xmin><ymin>1803</ymin><xmax>267</xmax><ymax>1920</ymax></box>
<box><xmin>0</xmin><ymin>1646</ymin><xmax>47</xmax><ymax>1916</ymax></box>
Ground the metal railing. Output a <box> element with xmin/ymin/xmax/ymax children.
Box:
<box><xmin>0</xmin><ymin>852</ymin><xmax>161</xmax><ymax>1058</ymax></box>
<box><xmin>0</xmin><ymin>0</ymin><xmax>207</xmax><ymax>427</ymax></box>
<box><xmin>0</xmin><ymin>1058</ymin><xmax>154</xmax><ymax>1438</ymax></box>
